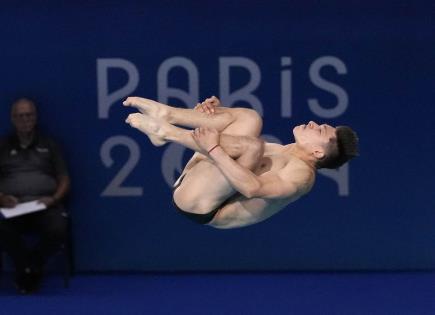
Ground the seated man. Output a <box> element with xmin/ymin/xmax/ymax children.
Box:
<box><xmin>123</xmin><ymin>96</ymin><xmax>358</xmax><ymax>229</ymax></box>
<box><xmin>0</xmin><ymin>98</ymin><xmax>70</xmax><ymax>294</ymax></box>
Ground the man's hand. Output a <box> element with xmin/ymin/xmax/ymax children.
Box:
<box><xmin>0</xmin><ymin>194</ymin><xmax>18</xmax><ymax>208</ymax></box>
<box><xmin>192</xmin><ymin>127</ymin><xmax>220</xmax><ymax>155</ymax></box>
<box><xmin>37</xmin><ymin>196</ymin><xmax>56</xmax><ymax>208</ymax></box>
<box><xmin>194</xmin><ymin>96</ymin><xmax>221</xmax><ymax>115</ymax></box>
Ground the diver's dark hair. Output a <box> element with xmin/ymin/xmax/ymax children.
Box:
<box><xmin>317</xmin><ymin>126</ymin><xmax>359</xmax><ymax>169</ymax></box>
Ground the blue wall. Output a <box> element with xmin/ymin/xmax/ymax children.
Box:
<box><xmin>0</xmin><ymin>2</ymin><xmax>434</xmax><ymax>271</ymax></box>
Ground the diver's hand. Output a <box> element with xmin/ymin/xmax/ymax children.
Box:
<box><xmin>192</xmin><ymin>127</ymin><xmax>220</xmax><ymax>155</ymax></box>
<box><xmin>194</xmin><ymin>96</ymin><xmax>221</xmax><ymax>115</ymax></box>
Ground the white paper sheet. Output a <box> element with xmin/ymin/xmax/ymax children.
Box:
<box><xmin>0</xmin><ymin>201</ymin><xmax>47</xmax><ymax>219</ymax></box>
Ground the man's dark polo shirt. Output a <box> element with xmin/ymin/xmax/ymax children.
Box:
<box><xmin>0</xmin><ymin>132</ymin><xmax>68</xmax><ymax>199</ymax></box>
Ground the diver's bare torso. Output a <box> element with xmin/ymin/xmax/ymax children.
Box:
<box><xmin>209</xmin><ymin>143</ymin><xmax>315</xmax><ymax>228</ymax></box>
<box><xmin>175</xmin><ymin>142</ymin><xmax>315</xmax><ymax>229</ymax></box>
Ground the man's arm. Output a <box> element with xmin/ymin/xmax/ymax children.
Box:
<box><xmin>53</xmin><ymin>175</ymin><xmax>70</xmax><ymax>202</ymax></box>
<box><xmin>191</xmin><ymin>126</ymin><xmax>298</xmax><ymax>199</ymax></box>
<box><xmin>38</xmin><ymin>175</ymin><xmax>70</xmax><ymax>207</ymax></box>
<box><xmin>180</xmin><ymin>97</ymin><xmax>221</xmax><ymax>173</ymax></box>
<box><xmin>209</xmin><ymin>146</ymin><xmax>297</xmax><ymax>199</ymax></box>
<box><xmin>175</xmin><ymin>97</ymin><xmax>222</xmax><ymax>181</ymax></box>
<box><xmin>38</xmin><ymin>138</ymin><xmax>70</xmax><ymax>207</ymax></box>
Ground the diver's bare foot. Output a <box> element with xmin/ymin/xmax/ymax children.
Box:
<box><xmin>123</xmin><ymin>97</ymin><xmax>170</xmax><ymax>121</ymax></box>
<box><xmin>125</xmin><ymin>113</ymin><xmax>167</xmax><ymax>146</ymax></box>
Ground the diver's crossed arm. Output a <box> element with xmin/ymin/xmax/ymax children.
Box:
<box><xmin>209</xmin><ymin>146</ymin><xmax>299</xmax><ymax>200</ymax></box>
<box><xmin>178</xmin><ymin>97</ymin><xmax>223</xmax><ymax>175</ymax></box>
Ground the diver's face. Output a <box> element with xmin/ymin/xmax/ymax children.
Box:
<box><xmin>293</xmin><ymin>121</ymin><xmax>337</xmax><ymax>157</ymax></box>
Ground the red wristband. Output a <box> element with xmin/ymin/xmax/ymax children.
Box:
<box><xmin>208</xmin><ymin>144</ymin><xmax>220</xmax><ymax>155</ymax></box>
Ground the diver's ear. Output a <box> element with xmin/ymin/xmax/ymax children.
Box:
<box><xmin>313</xmin><ymin>149</ymin><xmax>325</xmax><ymax>160</ymax></box>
